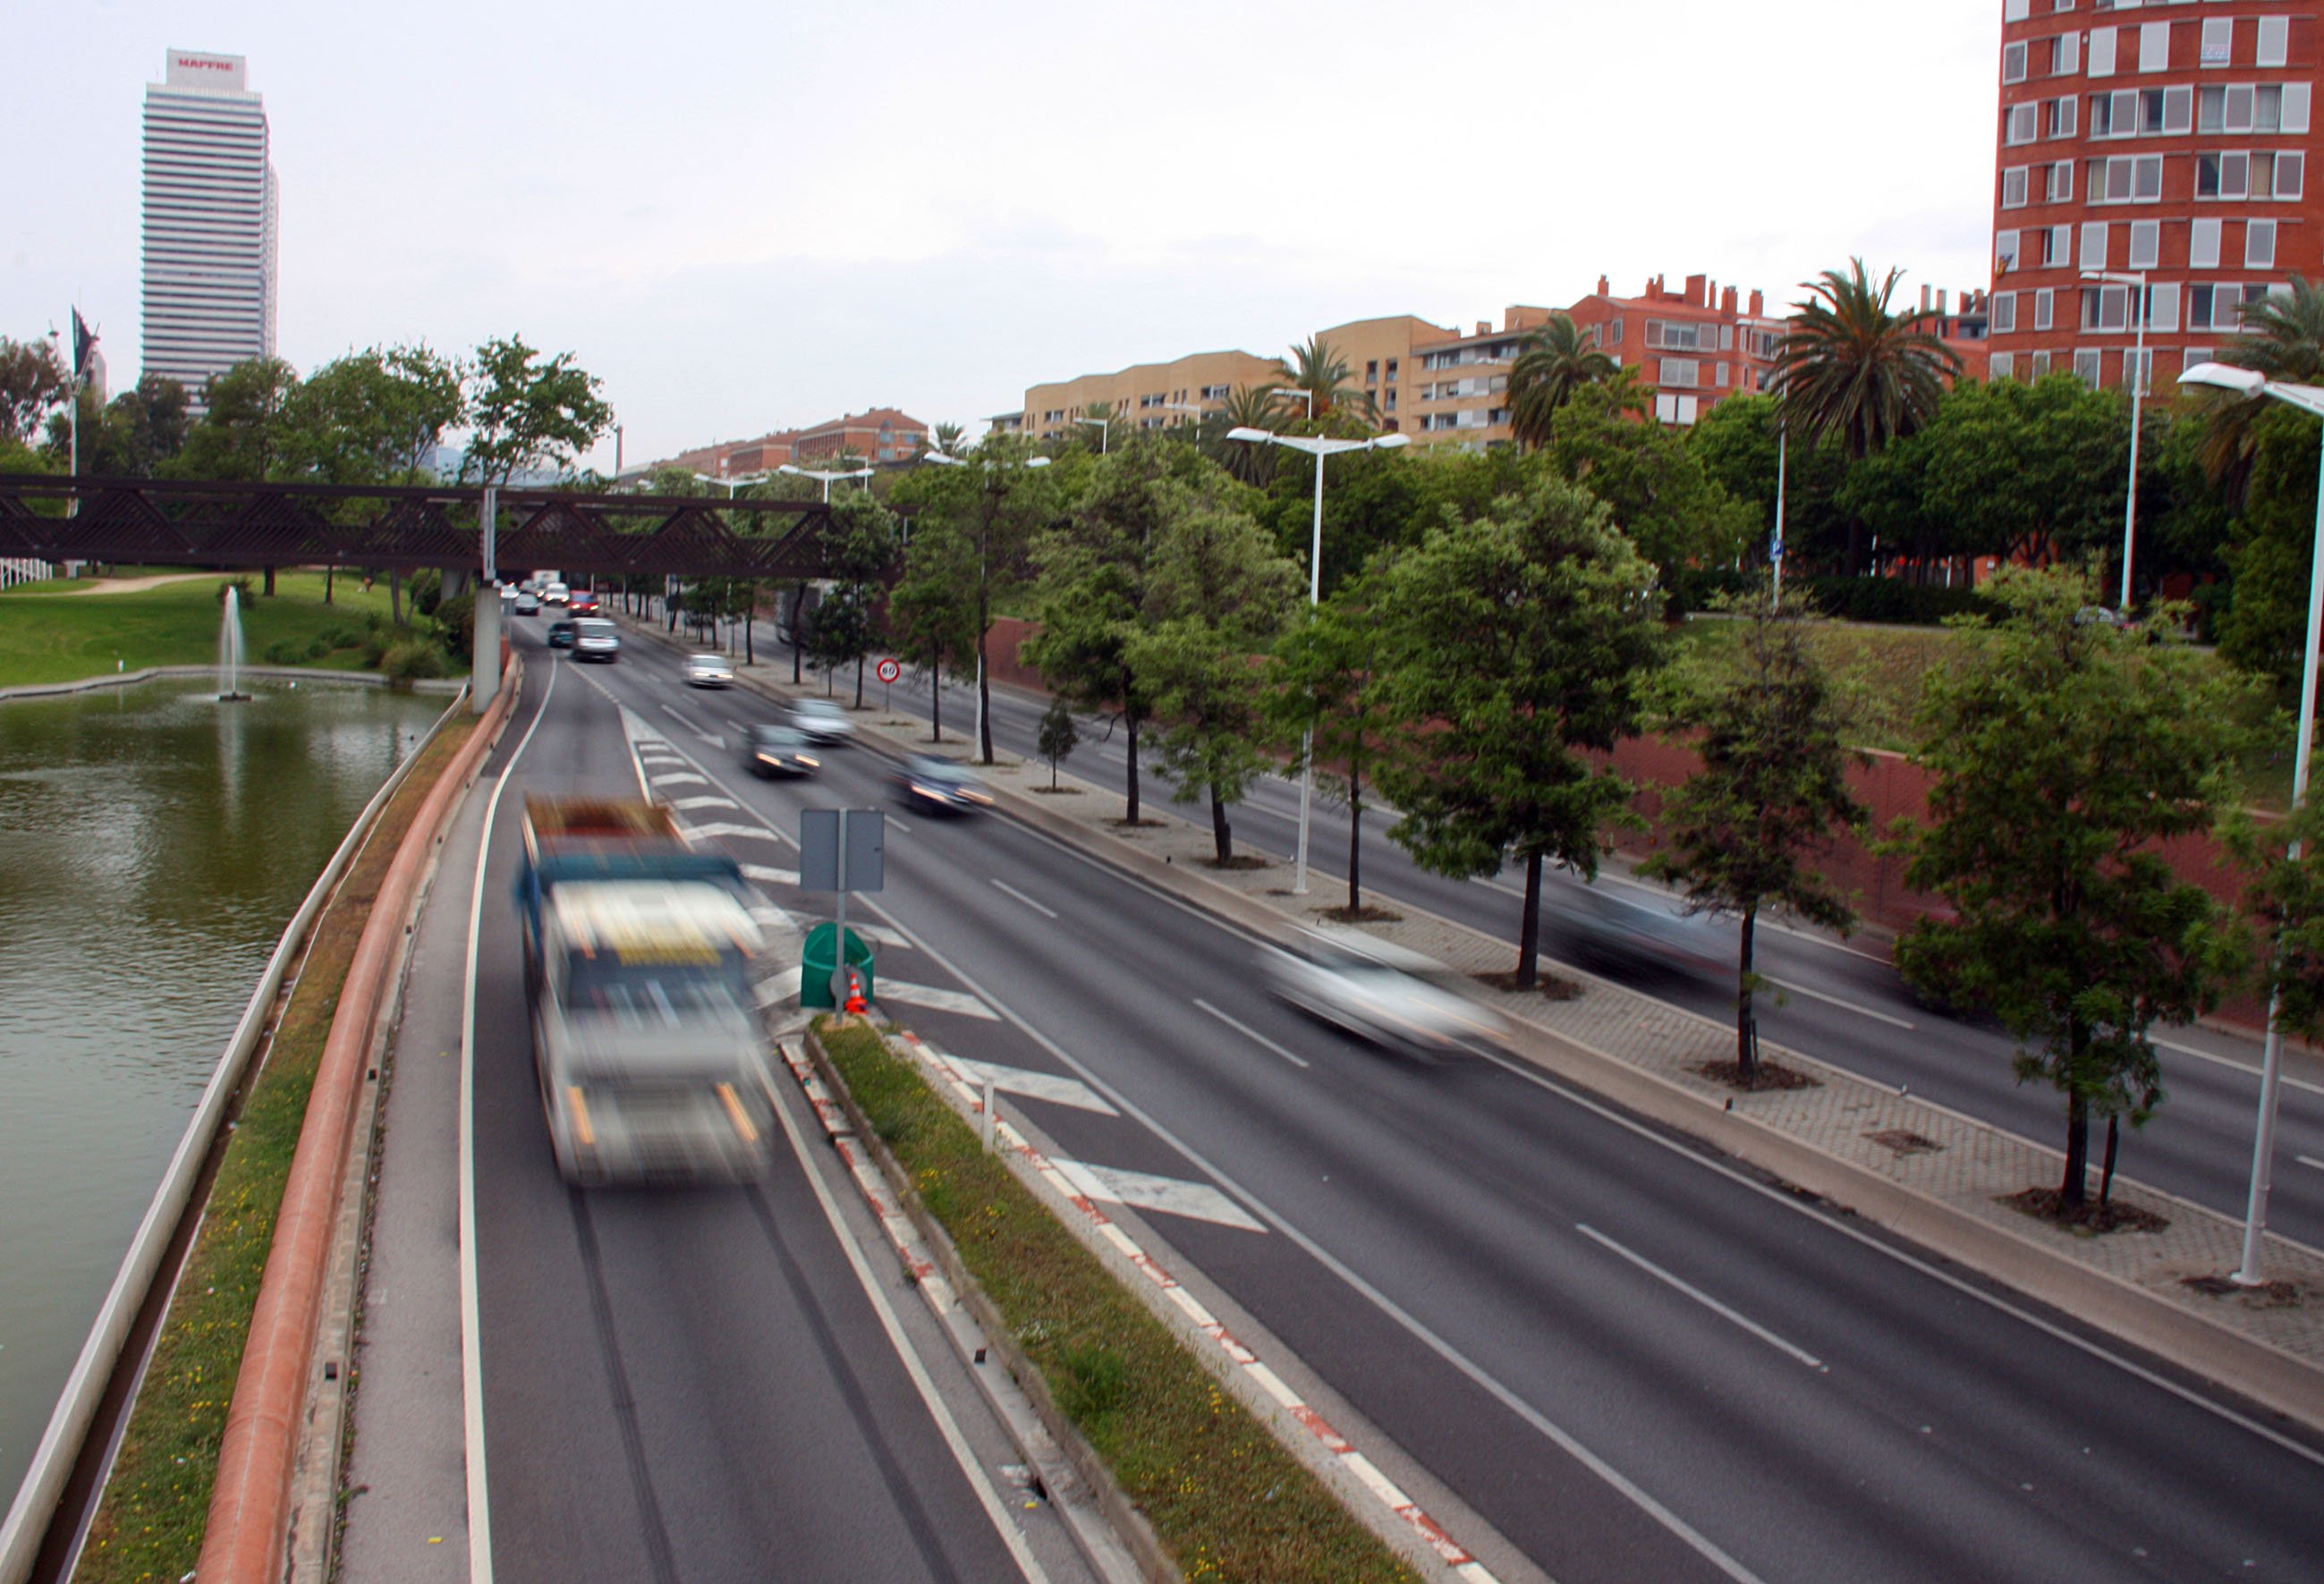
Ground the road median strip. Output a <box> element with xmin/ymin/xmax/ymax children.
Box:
<box><xmin>802</xmin><ymin>1015</ymin><xmax>1461</xmax><ymax>1584</ymax></box>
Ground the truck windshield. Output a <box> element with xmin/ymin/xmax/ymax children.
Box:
<box><xmin>563</xmin><ymin>956</ymin><xmax>745</xmax><ymax>1025</ymax></box>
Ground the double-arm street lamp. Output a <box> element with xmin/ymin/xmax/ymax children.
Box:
<box><xmin>1077</xmin><ymin>416</ymin><xmax>1109</xmax><ymax>454</ymax></box>
<box><xmin>777</xmin><ymin>462</ymin><xmax>876</xmax><ymax>502</ymax></box>
<box><xmin>2085</xmin><ymin>268</ymin><xmax>2151</xmax><ymax>609</ymax></box>
<box><xmin>2181</xmin><ymin>360</ymin><xmax>2324</xmax><ymax>1285</ymax></box>
<box><xmin>1226</xmin><ymin>425</ymin><xmax>1411</xmax><ymax>895</ymax></box>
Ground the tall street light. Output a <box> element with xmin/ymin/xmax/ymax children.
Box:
<box><xmin>2085</xmin><ymin>268</ymin><xmax>2151</xmax><ymax>609</ymax></box>
<box><xmin>1076</xmin><ymin>416</ymin><xmax>1110</xmax><ymax>454</ymax></box>
<box><xmin>1226</xmin><ymin>425</ymin><xmax>1411</xmax><ymax>895</ymax></box>
<box><xmin>2181</xmin><ymin>360</ymin><xmax>2324</xmax><ymax>1285</ymax></box>
<box><xmin>1274</xmin><ymin>387</ymin><xmax>1316</xmax><ymax>421</ymax></box>
<box><xmin>777</xmin><ymin>462</ymin><xmax>876</xmax><ymax>502</ymax></box>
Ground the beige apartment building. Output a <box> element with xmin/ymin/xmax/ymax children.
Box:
<box><xmin>1011</xmin><ymin>350</ymin><xmax>1282</xmax><ymax>445</ymax></box>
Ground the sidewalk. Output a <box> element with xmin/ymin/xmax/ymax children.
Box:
<box><xmin>631</xmin><ymin>610</ymin><xmax>2324</xmax><ymax>1434</ymax></box>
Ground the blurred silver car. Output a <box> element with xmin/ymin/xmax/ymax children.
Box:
<box><xmin>788</xmin><ymin>698</ymin><xmax>857</xmax><ymax>744</ymax></box>
<box><xmin>1264</xmin><ymin>928</ymin><xmax>1513</xmax><ymax>1057</ymax></box>
<box><xmin>1556</xmin><ymin>878</ymin><xmax>1728</xmax><ymax>972</ymax></box>
<box><xmin>683</xmin><ymin>653</ymin><xmax>734</xmax><ymax>688</ymax></box>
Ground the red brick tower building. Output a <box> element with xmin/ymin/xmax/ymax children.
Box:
<box><xmin>1989</xmin><ymin>0</ymin><xmax>2316</xmax><ymax>391</ymax></box>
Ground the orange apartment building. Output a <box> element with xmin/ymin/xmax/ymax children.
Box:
<box><xmin>640</xmin><ymin>408</ymin><xmax>929</xmax><ymax>482</ymax></box>
<box><xmin>1988</xmin><ymin>0</ymin><xmax>2318</xmax><ymax>390</ymax></box>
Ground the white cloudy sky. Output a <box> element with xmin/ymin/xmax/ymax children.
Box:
<box><xmin>9</xmin><ymin>0</ymin><xmax>2001</xmax><ymax>470</ymax></box>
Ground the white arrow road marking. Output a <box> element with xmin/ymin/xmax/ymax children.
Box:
<box><xmin>872</xmin><ymin>979</ymin><xmax>999</xmax><ymax>1020</ymax></box>
<box><xmin>687</xmin><ymin>820</ymin><xmax>784</xmax><ymax>843</ymax></box>
<box><xmin>741</xmin><ymin>863</ymin><xmax>802</xmax><ymax>885</ymax></box>
<box><xmin>668</xmin><ymin>794</ymin><xmax>740</xmax><ymax>812</ymax></box>
<box><xmin>754</xmin><ymin>966</ymin><xmax>802</xmax><ymax>1007</ymax></box>
<box><xmin>940</xmin><ymin>1056</ymin><xmax>1118</xmax><ymax>1115</ymax></box>
<box><xmin>647</xmin><ymin>771</ymin><xmax>709</xmax><ymax>789</ymax></box>
<box><xmin>1049</xmin><ymin>1158</ymin><xmax>1267</xmax><ymax>1232</ymax></box>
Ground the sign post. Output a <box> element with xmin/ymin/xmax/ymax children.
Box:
<box><xmin>800</xmin><ymin>808</ymin><xmax>885</xmax><ymax>1009</ymax></box>
<box><xmin>877</xmin><ymin>656</ymin><xmax>900</xmax><ymax>712</ymax></box>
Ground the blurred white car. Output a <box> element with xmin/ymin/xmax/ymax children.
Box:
<box><xmin>788</xmin><ymin>698</ymin><xmax>857</xmax><ymax>744</ymax></box>
<box><xmin>542</xmin><ymin>581</ymin><xmax>570</xmax><ymax>606</ymax></box>
<box><xmin>1265</xmin><ymin>928</ymin><xmax>1513</xmax><ymax>1057</ymax></box>
<box><xmin>683</xmin><ymin>653</ymin><xmax>734</xmax><ymax>688</ymax></box>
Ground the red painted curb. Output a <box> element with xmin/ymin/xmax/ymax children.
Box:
<box><xmin>195</xmin><ymin>676</ymin><xmax>514</xmax><ymax>1584</ymax></box>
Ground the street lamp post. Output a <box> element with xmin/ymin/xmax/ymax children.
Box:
<box><xmin>2181</xmin><ymin>360</ymin><xmax>2324</xmax><ymax>1284</ymax></box>
<box><xmin>1225</xmin><ymin>424</ymin><xmax>1411</xmax><ymax>895</ymax></box>
<box><xmin>1076</xmin><ymin>416</ymin><xmax>1109</xmax><ymax>454</ymax></box>
<box><xmin>776</xmin><ymin>462</ymin><xmax>876</xmax><ymax>503</ymax></box>
<box><xmin>1274</xmin><ymin>388</ymin><xmax>1316</xmax><ymax>420</ymax></box>
<box><xmin>2085</xmin><ymin>268</ymin><xmax>2150</xmax><ymax>610</ymax></box>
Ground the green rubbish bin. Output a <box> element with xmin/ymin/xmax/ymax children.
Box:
<box><xmin>802</xmin><ymin>923</ymin><xmax>875</xmax><ymax>1010</ymax></box>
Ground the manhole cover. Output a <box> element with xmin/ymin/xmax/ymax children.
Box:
<box><xmin>1868</xmin><ymin>1129</ymin><xmax>1944</xmax><ymax>1156</ymax></box>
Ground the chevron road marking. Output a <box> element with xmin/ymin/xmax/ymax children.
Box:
<box><xmin>741</xmin><ymin>863</ymin><xmax>802</xmax><ymax>886</ymax></box>
<box><xmin>667</xmin><ymin>794</ymin><xmax>741</xmax><ymax>813</ymax></box>
<box><xmin>937</xmin><ymin>1055</ymin><xmax>1118</xmax><ymax>1116</ymax></box>
<box><xmin>1048</xmin><ymin>1157</ymin><xmax>1267</xmax><ymax>1232</ymax></box>
<box><xmin>871</xmin><ymin>979</ymin><xmax>998</xmax><ymax>1020</ymax></box>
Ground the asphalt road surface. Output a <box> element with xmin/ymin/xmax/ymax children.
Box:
<box><xmin>534</xmin><ymin>623</ymin><xmax>2324</xmax><ymax>1584</ymax></box>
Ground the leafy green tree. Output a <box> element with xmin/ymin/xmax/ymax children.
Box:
<box><xmin>1212</xmin><ymin>385</ymin><xmax>1288</xmax><ymax>485</ymax></box>
<box><xmin>1371</xmin><ymin>478</ymin><xmax>1664</xmax><ymax>987</ymax></box>
<box><xmin>459</xmin><ymin>335</ymin><xmax>612</xmax><ymax>487</ymax></box>
<box><xmin>1277</xmin><ymin>336</ymin><xmax>1376</xmax><ymax>423</ymax></box>
<box><xmin>2189</xmin><ymin>273</ymin><xmax>2324</xmax><ymax>497</ymax></box>
<box><xmin>175</xmin><ymin>357</ymin><xmax>301</xmax><ymax>481</ymax></box>
<box><xmin>887</xmin><ymin>521</ymin><xmax>981</xmax><ymax>741</ymax></box>
<box><xmin>1038</xmin><ymin>698</ymin><xmax>1081</xmax><ymax>790</ymax></box>
<box><xmin>2241</xmin><ymin>799</ymin><xmax>2324</xmax><ymax>1050</ymax></box>
<box><xmin>1896</xmin><ymin>568</ymin><xmax>2260</xmax><ymax>1211</ymax></box>
<box><xmin>1509</xmin><ymin>313</ymin><xmax>1616</xmax><ymax>449</ymax></box>
<box><xmin>1548</xmin><ymin>373</ymin><xmax>1758</xmax><ymax>575</ymax></box>
<box><xmin>1772</xmin><ymin>259</ymin><xmax>1961</xmax><ymax>574</ymax></box>
<box><xmin>41</xmin><ymin>376</ymin><xmax>192</xmax><ymax>479</ymax></box>
<box><xmin>0</xmin><ymin>336</ymin><xmax>69</xmax><ymax>443</ymax></box>
<box><xmin>1637</xmin><ymin>591</ymin><xmax>1869</xmax><ymax>1080</ymax></box>
<box><xmin>284</xmin><ymin>343</ymin><xmax>463</xmax><ymax>484</ymax></box>
<box><xmin>808</xmin><ymin>488</ymin><xmax>903</xmax><ymax>704</ymax></box>
<box><xmin>1269</xmin><ymin>580</ymin><xmax>1395</xmax><ymax>914</ymax></box>
<box><xmin>1129</xmin><ymin>498</ymin><xmax>1302</xmax><ymax>862</ymax></box>
<box><xmin>2216</xmin><ymin>405</ymin><xmax>2322</xmax><ymax>683</ymax></box>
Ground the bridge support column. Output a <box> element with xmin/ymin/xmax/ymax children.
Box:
<box><xmin>472</xmin><ymin>487</ymin><xmax>500</xmax><ymax>714</ymax></box>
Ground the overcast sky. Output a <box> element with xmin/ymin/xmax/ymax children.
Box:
<box><xmin>10</xmin><ymin>1</ymin><xmax>2002</xmax><ymax>471</ymax></box>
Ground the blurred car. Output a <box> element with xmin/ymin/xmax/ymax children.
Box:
<box><xmin>1264</xmin><ymin>928</ymin><xmax>1514</xmax><ymax>1058</ymax></box>
<box><xmin>513</xmin><ymin>590</ymin><xmax>540</xmax><ymax>615</ymax></box>
<box><xmin>787</xmin><ymin>698</ymin><xmax>858</xmax><ymax>745</ymax></box>
<box><xmin>1554</xmin><ymin>878</ymin><xmax>1728</xmax><ymax>974</ymax></box>
<box><xmin>891</xmin><ymin>753</ymin><xmax>992</xmax><ymax>814</ymax></box>
<box><xmin>741</xmin><ymin>724</ymin><xmax>820</xmax><ymax>779</ymax></box>
<box><xmin>546</xmin><ymin>619</ymin><xmax>577</xmax><ymax>649</ymax></box>
<box><xmin>542</xmin><ymin>581</ymin><xmax>570</xmax><ymax>606</ymax></box>
<box><xmin>572</xmin><ymin>617</ymin><xmax>621</xmax><ymax>662</ymax></box>
<box><xmin>498</xmin><ymin>581</ymin><xmax>519</xmax><ymax>603</ymax></box>
<box><xmin>683</xmin><ymin>653</ymin><xmax>734</xmax><ymax>688</ymax></box>
<box><xmin>568</xmin><ymin>589</ymin><xmax>602</xmax><ymax>615</ymax></box>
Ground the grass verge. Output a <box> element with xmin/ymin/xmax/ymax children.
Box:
<box><xmin>0</xmin><ymin>572</ymin><xmax>420</xmax><ymax>689</ymax></box>
<box><xmin>71</xmin><ymin>715</ymin><xmax>476</xmax><ymax>1584</ymax></box>
<box><xmin>816</xmin><ymin>1020</ymin><xmax>1421</xmax><ymax>1584</ymax></box>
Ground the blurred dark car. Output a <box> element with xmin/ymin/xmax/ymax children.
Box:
<box><xmin>547</xmin><ymin>620</ymin><xmax>577</xmax><ymax>649</ymax></box>
<box><xmin>742</xmin><ymin>724</ymin><xmax>819</xmax><ymax>779</ymax></box>
<box><xmin>891</xmin><ymin>753</ymin><xmax>992</xmax><ymax>814</ymax></box>
<box><xmin>513</xmin><ymin>589</ymin><xmax>541</xmax><ymax>615</ymax></box>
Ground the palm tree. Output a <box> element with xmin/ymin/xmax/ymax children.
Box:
<box><xmin>927</xmin><ymin>420</ymin><xmax>965</xmax><ymax>456</ymax></box>
<box><xmin>1771</xmin><ymin>259</ymin><xmax>1961</xmax><ymax>574</ymax></box>
<box><xmin>1213</xmin><ymin>385</ymin><xmax>1287</xmax><ymax>485</ymax></box>
<box><xmin>1507</xmin><ymin>313</ymin><xmax>1618</xmax><ymax>448</ymax></box>
<box><xmin>2193</xmin><ymin>274</ymin><xmax>2324</xmax><ymax>496</ymax></box>
<box><xmin>1277</xmin><ymin>336</ymin><xmax>1376</xmax><ymax>423</ymax></box>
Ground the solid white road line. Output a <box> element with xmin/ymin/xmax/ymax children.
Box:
<box><xmin>1763</xmin><ymin>977</ymin><xmax>1916</xmax><ymax>1031</ymax></box>
<box><xmin>1049</xmin><ymin>1157</ymin><xmax>1268</xmax><ymax>1233</ymax></box>
<box><xmin>937</xmin><ymin>1055</ymin><xmax>1119</xmax><ymax>1115</ymax></box>
<box><xmin>989</xmin><ymin>878</ymin><xmax>1059</xmax><ymax>919</ymax></box>
<box><xmin>659</xmin><ymin>702</ymin><xmax>725</xmax><ymax>747</ymax></box>
<box><xmin>759</xmin><ymin>1046</ymin><xmax>1056</xmax><ymax>1584</ymax></box>
<box><xmin>2151</xmin><ymin>1035</ymin><xmax>2324</xmax><ymax>1099</ymax></box>
<box><xmin>1575</xmin><ymin>1224</ymin><xmax>1826</xmax><ymax>1371</ymax></box>
<box><xmin>1192</xmin><ymin>997</ymin><xmax>1312</xmax><ymax>1069</ymax></box>
<box><xmin>2299</xmin><ymin>1155</ymin><xmax>2324</xmax><ymax>1173</ymax></box>
<box><xmin>458</xmin><ymin>660</ymin><xmax>564</xmax><ymax>1584</ymax></box>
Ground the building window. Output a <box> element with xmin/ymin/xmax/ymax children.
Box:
<box><xmin>1387</xmin><ymin>358</ymin><xmax>1399</xmax><ymax>373</ymax></box>
<box><xmin>2082</xmin><ymin>220</ymin><xmax>2109</xmax><ymax>270</ymax></box>
<box><xmin>1653</xmin><ymin>393</ymin><xmax>1700</xmax><ymax>427</ymax></box>
<box><xmin>2191</xmin><ymin>215</ymin><xmax>2222</xmax><ymax>267</ymax></box>
<box><xmin>1991</xmin><ymin>351</ymin><xmax>2017</xmax><ymax>381</ymax></box>
<box><xmin>2006</xmin><ymin>0</ymin><xmax>2029</xmax><ymax>19</ymax></box>
<box><xmin>1646</xmin><ymin>320</ymin><xmax>1706</xmax><ymax>351</ymax></box>
<box><xmin>1658</xmin><ymin>358</ymin><xmax>1701</xmax><ymax>388</ymax></box>
<box><xmin>2051</xmin><ymin>32</ymin><xmax>2081</xmax><ymax>75</ymax></box>
<box><xmin>1715</xmin><ymin>361</ymin><xmax>1731</xmax><ymax>388</ymax></box>
<box><xmin>2031</xmin><ymin>350</ymin><xmax>2053</xmax><ymax>377</ymax></box>
<box><xmin>2140</xmin><ymin>21</ymin><xmax>2171</xmax><ymax>73</ymax></box>
<box><xmin>2201</xmin><ymin>16</ymin><xmax>2232</xmax><ymax>67</ymax></box>
<box><xmin>2005</xmin><ymin>41</ymin><xmax>2030</xmax><ymax>83</ymax></box>
<box><xmin>2074</xmin><ymin>348</ymin><xmax>2104</xmax><ymax>386</ymax></box>
<box><xmin>2034</xmin><ymin>287</ymin><xmax>2055</xmax><ymax>331</ymax></box>
<box><xmin>2149</xmin><ymin>280</ymin><xmax>2181</xmax><ymax>332</ymax></box>
<box><xmin>2044</xmin><ymin>223</ymin><xmax>2074</xmax><ymax>267</ymax></box>
<box><xmin>2183</xmin><ymin>346</ymin><xmax>2214</xmax><ymax>373</ymax></box>
<box><xmin>2258</xmin><ymin>15</ymin><xmax>2289</xmax><ymax>70</ymax></box>
<box><xmin>2006</xmin><ymin>102</ymin><xmax>2039</xmax><ymax>144</ymax></box>
<box><xmin>2247</xmin><ymin>217</ymin><xmax>2278</xmax><ymax>268</ymax></box>
<box><xmin>2083</xmin><ymin>284</ymin><xmax>2130</xmax><ymax>331</ymax></box>
<box><xmin>2048</xmin><ymin>160</ymin><xmax>2074</xmax><ymax>202</ymax></box>
<box><xmin>2003</xmin><ymin>166</ymin><xmax>2030</xmax><ymax>208</ymax></box>
<box><xmin>2197</xmin><ymin>151</ymin><xmax>2249</xmax><ymax>199</ymax></box>
<box><xmin>2048</xmin><ymin>96</ymin><xmax>2078</xmax><ymax>138</ymax></box>
<box><xmin>2277</xmin><ymin>151</ymin><xmax>2305</xmax><ymax>199</ymax></box>
<box><xmin>2129</xmin><ymin>219</ymin><xmax>2160</xmax><ymax>268</ymax></box>
<box><xmin>2089</xmin><ymin>25</ymin><xmax>2116</xmax><ymax>77</ymax></box>
<box><xmin>2126</xmin><ymin>348</ymin><xmax>2155</xmax><ymax>394</ymax></box>
<box><xmin>2190</xmin><ymin>283</ymin><xmax>2217</xmax><ymax>330</ymax></box>
<box><xmin>1993</xmin><ymin>292</ymin><xmax>2019</xmax><ymax>334</ymax></box>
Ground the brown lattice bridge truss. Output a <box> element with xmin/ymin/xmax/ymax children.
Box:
<box><xmin>0</xmin><ymin>474</ymin><xmax>882</xmax><ymax>580</ymax></box>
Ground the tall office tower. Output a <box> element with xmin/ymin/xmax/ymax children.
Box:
<box><xmin>141</xmin><ymin>49</ymin><xmax>279</xmax><ymax>409</ymax></box>
<box><xmin>1989</xmin><ymin>1</ymin><xmax>2317</xmax><ymax>392</ymax></box>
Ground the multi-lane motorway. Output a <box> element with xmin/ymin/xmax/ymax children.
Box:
<box><xmin>458</xmin><ymin>620</ymin><xmax>2324</xmax><ymax>1582</ymax></box>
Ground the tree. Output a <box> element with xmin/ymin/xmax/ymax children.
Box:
<box><xmin>1269</xmin><ymin>580</ymin><xmax>1394</xmax><ymax>915</ymax></box>
<box><xmin>887</xmin><ymin>522</ymin><xmax>981</xmax><ymax>741</ymax></box>
<box><xmin>175</xmin><ymin>357</ymin><xmax>301</xmax><ymax>481</ymax></box>
<box><xmin>929</xmin><ymin>420</ymin><xmax>966</xmax><ymax>455</ymax></box>
<box><xmin>1038</xmin><ymin>698</ymin><xmax>1080</xmax><ymax>791</ymax></box>
<box><xmin>1371</xmin><ymin>478</ymin><xmax>1664</xmax><ymax>987</ymax></box>
<box><xmin>2241</xmin><ymin>799</ymin><xmax>2324</xmax><ymax>1055</ymax></box>
<box><xmin>1508</xmin><ymin>313</ymin><xmax>1617</xmax><ymax>449</ymax></box>
<box><xmin>2216</xmin><ymin>404</ymin><xmax>2323</xmax><ymax>683</ymax></box>
<box><xmin>0</xmin><ymin>336</ymin><xmax>69</xmax><ymax>444</ymax></box>
<box><xmin>1277</xmin><ymin>336</ymin><xmax>1376</xmax><ymax>423</ymax></box>
<box><xmin>284</xmin><ymin>343</ymin><xmax>463</xmax><ymax>484</ymax></box>
<box><xmin>459</xmin><ymin>335</ymin><xmax>612</xmax><ymax>487</ymax></box>
<box><xmin>1212</xmin><ymin>385</ymin><xmax>1288</xmax><ymax>486</ymax></box>
<box><xmin>1547</xmin><ymin>373</ymin><xmax>1758</xmax><ymax>576</ymax></box>
<box><xmin>2190</xmin><ymin>273</ymin><xmax>2324</xmax><ymax>497</ymax></box>
<box><xmin>1896</xmin><ymin>568</ymin><xmax>2260</xmax><ymax>1213</ymax></box>
<box><xmin>806</xmin><ymin>488</ymin><xmax>903</xmax><ymax>705</ymax></box>
<box><xmin>1637</xmin><ymin>591</ymin><xmax>1870</xmax><ymax>1080</ymax></box>
<box><xmin>1771</xmin><ymin>259</ymin><xmax>1962</xmax><ymax>574</ymax></box>
<box><xmin>1129</xmin><ymin>498</ymin><xmax>1302</xmax><ymax>862</ymax></box>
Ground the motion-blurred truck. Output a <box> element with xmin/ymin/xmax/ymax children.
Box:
<box><xmin>516</xmin><ymin>797</ymin><xmax>775</xmax><ymax>1183</ymax></box>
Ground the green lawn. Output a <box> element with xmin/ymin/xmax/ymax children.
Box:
<box><xmin>0</xmin><ymin>572</ymin><xmax>417</xmax><ymax>689</ymax></box>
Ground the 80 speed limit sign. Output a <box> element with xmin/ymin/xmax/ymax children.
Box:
<box><xmin>876</xmin><ymin>657</ymin><xmax>901</xmax><ymax>683</ymax></box>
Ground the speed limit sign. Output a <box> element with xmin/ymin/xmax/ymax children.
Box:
<box><xmin>876</xmin><ymin>657</ymin><xmax>901</xmax><ymax>683</ymax></box>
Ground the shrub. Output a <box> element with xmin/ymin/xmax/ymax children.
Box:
<box><xmin>380</xmin><ymin>638</ymin><xmax>446</xmax><ymax>680</ymax></box>
<box><xmin>216</xmin><ymin>576</ymin><xmax>255</xmax><ymax>606</ymax></box>
<box><xmin>434</xmin><ymin>591</ymin><xmax>476</xmax><ymax>661</ymax></box>
<box><xmin>304</xmin><ymin>639</ymin><xmax>332</xmax><ymax>661</ymax></box>
<box><xmin>261</xmin><ymin>640</ymin><xmax>302</xmax><ymax>665</ymax></box>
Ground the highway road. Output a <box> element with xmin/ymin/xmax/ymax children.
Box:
<box><xmin>535</xmin><ymin>621</ymin><xmax>2324</xmax><ymax>1583</ymax></box>
<box><xmin>462</xmin><ymin>630</ymin><xmax>1107</xmax><ymax>1584</ymax></box>
<box><xmin>835</xmin><ymin>643</ymin><xmax>2324</xmax><ymax>1255</ymax></box>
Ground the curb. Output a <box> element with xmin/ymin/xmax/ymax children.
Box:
<box><xmin>193</xmin><ymin>671</ymin><xmax>517</xmax><ymax>1584</ymax></box>
<box><xmin>0</xmin><ymin>666</ymin><xmax>464</xmax><ymax>702</ymax></box>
